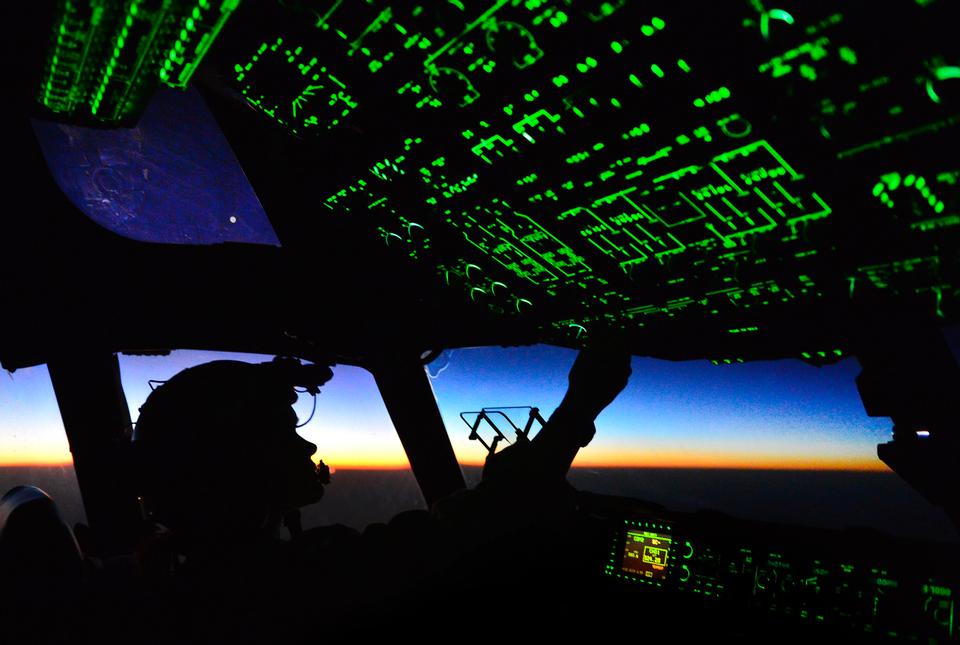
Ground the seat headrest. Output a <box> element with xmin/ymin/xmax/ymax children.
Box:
<box><xmin>0</xmin><ymin>485</ymin><xmax>83</xmax><ymax>580</ymax></box>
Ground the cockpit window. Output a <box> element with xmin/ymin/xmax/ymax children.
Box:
<box><xmin>0</xmin><ymin>364</ymin><xmax>87</xmax><ymax>529</ymax></box>
<box><xmin>119</xmin><ymin>351</ymin><xmax>421</xmax><ymax>530</ymax></box>
<box><xmin>31</xmin><ymin>88</ymin><xmax>280</xmax><ymax>246</ymax></box>
<box><xmin>428</xmin><ymin>345</ymin><xmax>958</xmax><ymax>543</ymax></box>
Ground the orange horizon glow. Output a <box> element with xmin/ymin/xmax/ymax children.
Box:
<box><xmin>569</xmin><ymin>448</ymin><xmax>887</xmax><ymax>472</ymax></box>
<box><xmin>0</xmin><ymin>457</ymin><xmax>75</xmax><ymax>467</ymax></box>
<box><xmin>311</xmin><ymin>448</ymin><xmax>887</xmax><ymax>472</ymax></box>
<box><xmin>0</xmin><ymin>444</ymin><xmax>886</xmax><ymax>472</ymax></box>
<box><xmin>568</xmin><ymin>459</ymin><xmax>886</xmax><ymax>472</ymax></box>
<box><xmin>0</xmin><ymin>446</ymin><xmax>74</xmax><ymax>468</ymax></box>
<box><xmin>0</xmin><ymin>460</ymin><xmax>888</xmax><ymax>472</ymax></box>
<box><xmin>0</xmin><ymin>457</ymin><xmax>886</xmax><ymax>472</ymax></box>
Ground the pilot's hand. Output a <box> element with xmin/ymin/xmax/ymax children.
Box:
<box><xmin>560</xmin><ymin>346</ymin><xmax>632</xmax><ymax>421</ymax></box>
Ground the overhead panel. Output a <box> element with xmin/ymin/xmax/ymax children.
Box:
<box><xmin>219</xmin><ymin>1</ymin><xmax>960</xmax><ymax>359</ymax></box>
<box><xmin>38</xmin><ymin>0</ymin><xmax>241</xmax><ymax>123</ymax></box>
<box><xmin>33</xmin><ymin>0</ymin><xmax>960</xmax><ymax>361</ymax></box>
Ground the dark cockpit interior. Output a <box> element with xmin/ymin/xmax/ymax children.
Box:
<box><xmin>2</xmin><ymin>0</ymin><xmax>960</xmax><ymax>642</ymax></box>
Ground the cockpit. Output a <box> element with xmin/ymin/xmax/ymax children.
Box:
<box><xmin>1</xmin><ymin>0</ymin><xmax>959</xmax><ymax>641</ymax></box>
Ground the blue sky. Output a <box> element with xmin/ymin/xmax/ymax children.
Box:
<box><xmin>427</xmin><ymin>346</ymin><xmax>891</xmax><ymax>469</ymax></box>
<box><xmin>0</xmin><ymin>345</ymin><xmax>890</xmax><ymax>470</ymax></box>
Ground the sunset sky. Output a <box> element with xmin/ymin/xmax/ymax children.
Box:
<box><xmin>0</xmin><ymin>345</ymin><xmax>892</xmax><ymax>471</ymax></box>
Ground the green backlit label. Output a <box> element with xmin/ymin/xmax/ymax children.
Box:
<box><xmin>924</xmin><ymin>584</ymin><xmax>953</xmax><ymax>597</ymax></box>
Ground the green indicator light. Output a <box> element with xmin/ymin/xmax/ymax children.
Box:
<box><xmin>760</xmin><ymin>8</ymin><xmax>795</xmax><ymax>40</ymax></box>
<box><xmin>927</xmin><ymin>66</ymin><xmax>960</xmax><ymax>104</ymax></box>
<box><xmin>769</xmin><ymin>9</ymin><xmax>794</xmax><ymax>24</ymax></box>
<box><xmin>839</xmin><ymin>46</ymin><xmax>858</xmax><ymax>65</ymax></box>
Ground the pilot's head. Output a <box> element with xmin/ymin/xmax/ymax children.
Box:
<box><xmin>133</xmin><ymin>360</ymin><xmax>330</xmax><ymax>542</ymax></box>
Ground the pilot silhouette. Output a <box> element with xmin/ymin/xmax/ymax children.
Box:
<box><xmin>134</xmin><ymin>349</ymin><xmax>629</xmax><ymax>548</ymax></box>
<box><xmin>129</xmin><ymin>348</ymin><xmax>631</xmax><ymax>640</ymax></box>
<box><xmin>133</xmin><ymin>359</ymin><xmax>332</xmax><ymax>557</ymax></box>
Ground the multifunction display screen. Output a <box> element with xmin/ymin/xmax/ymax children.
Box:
<box><xmin>622</xmin><ymin>529</ymin><xmax>672</xmax><ymax>580</ymax></box>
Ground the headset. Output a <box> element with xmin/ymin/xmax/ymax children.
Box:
<box><xmin>142</xmin><ymin>356</ymin><xmax>335</xmax><ymax>428</ymax></box>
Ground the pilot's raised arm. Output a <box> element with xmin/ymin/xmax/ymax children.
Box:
<box><xmin>480</xmin><ymin>345</ymin><xmax>633</xmax><ymax>485</ymax></box>
<box><xmin>431</xmin><ymin>346</ymin><xmax>632</xmax><ymax>531</ymax></box>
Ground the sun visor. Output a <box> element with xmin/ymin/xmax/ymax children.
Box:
<box><xmin>31</xmin><ymin>87</ymin><xmax>279</xmax><ymax>246</ymax></box>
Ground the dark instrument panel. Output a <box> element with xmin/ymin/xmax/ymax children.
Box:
<box><xmin>588</xmin><ymin>494</ymin><xmax>958</xmax><ymax>642</ymax></box>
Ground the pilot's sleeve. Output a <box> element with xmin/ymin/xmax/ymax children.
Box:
<box><xmin>477</xmin><ymin>403</ymin><xmax>594</xmax><ymax>488</ymax></box>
